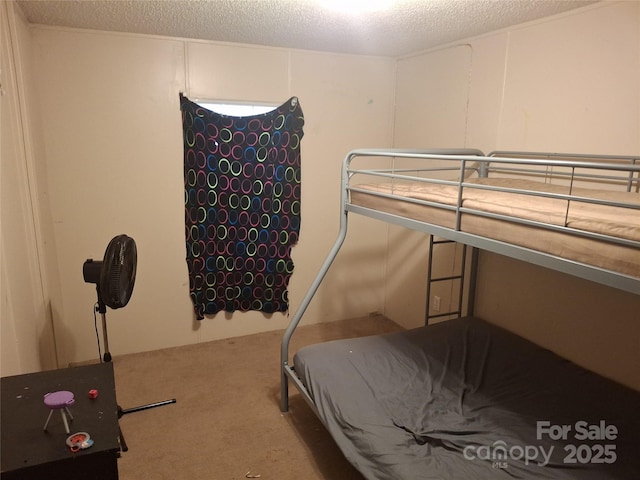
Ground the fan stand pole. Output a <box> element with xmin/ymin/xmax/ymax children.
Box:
<box><xmin>94</xmin><ymin>286</ymin><xmax>176</xmax><ymax>453</ymax></box>
<box><xmin>96</xmin><ymin>292</ymin><xmax>112</xmax><ymax>362</ymax></box>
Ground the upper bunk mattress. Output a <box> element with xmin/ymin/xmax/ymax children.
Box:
<box><xmin>293</xmin><ymin>317</ymin><xmax>640</xmax><ymax>480</ymax></box>
<box><xmin>350</xmin><ymin>178</ymin><xmax>640</xmax><ymax>278</ymax></box>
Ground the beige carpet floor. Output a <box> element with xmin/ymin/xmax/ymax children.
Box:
<box><xmin>112</xmin><ymin>314</ymin><xmax>403</xmax><ymax>479</ymax></box>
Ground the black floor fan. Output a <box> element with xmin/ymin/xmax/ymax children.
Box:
<box><xmin>83</xmin><ymin>234</ymin><xmax>176</xmax><ymax>452</ymax></box>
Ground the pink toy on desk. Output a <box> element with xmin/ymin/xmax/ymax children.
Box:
<box><xmin>43</xmin><ymin>390</ymin><xmax>75</xmax><ymax>434</ymax></box>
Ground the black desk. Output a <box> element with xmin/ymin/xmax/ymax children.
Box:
<box><xmin>1</xmin><ymin>362</ymin><xmax>121</xmax><ymax>479</ymax></box>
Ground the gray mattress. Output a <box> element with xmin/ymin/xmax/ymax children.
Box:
<box><xmin>293</xmin><ymin>317</ymin><xmax>639</xmax><ymax>479</ymax></box>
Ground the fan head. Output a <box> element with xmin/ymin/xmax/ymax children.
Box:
<box><xmin>83</xmin><ymin>234</ymin><xmax>137</xmax><ymax>309</ymax></box>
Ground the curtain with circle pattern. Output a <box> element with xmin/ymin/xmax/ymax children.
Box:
<box><xmin>180</xmin><ymin>94</ymin><xmax>304</xmax><ymax>319</ymax></box>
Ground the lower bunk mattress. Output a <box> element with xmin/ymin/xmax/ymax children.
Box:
<box><xmin>293</xmin><ymin>316</ymin><xmax>639</xmax><ymax>479</ymax></box>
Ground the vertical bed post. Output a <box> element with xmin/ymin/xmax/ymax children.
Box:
<box><xmin>465</xmin><ymin>156</ymin><xmax>487</xmax><ymax>317</ymax></box>
<box><xmin>467</xmin><ymin>247</ymin><xmax>479</xmax><ymax>316</ymax></box>
<box><xmin>280</xmin><ymin>152</ymin><xmax>354</xmax><ymax>412</ymax></box>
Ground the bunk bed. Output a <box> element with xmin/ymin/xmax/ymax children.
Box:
<box><xmin>280</xmin><ymin>149</ymin><xmax>640</xmax><ymax>479</ymax></box>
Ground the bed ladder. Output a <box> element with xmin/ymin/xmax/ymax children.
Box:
<box><xmin>425</xmin><ymin>236</ymin><xmax>476</xmax><ymax>324</ymax></box>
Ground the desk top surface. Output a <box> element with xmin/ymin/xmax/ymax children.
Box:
<box><xmin>1</xmin><ymin>362</ymin><xmax>121</xmax><ymax>473</ymax></box>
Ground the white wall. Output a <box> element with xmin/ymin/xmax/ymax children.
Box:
<box><xmin>391</xmin><ymin>1</ymin><xmax>640</xmax><ymax>389</ymax></box>
<box><xmin>1</xmin><ymin>1</ymin><xmax>58</xmax><ymax>376</ymax></box>
<box><xmin>22</xmin><ymin>25</ymin><xmax>394</xmax><ymax>366</ymax></box>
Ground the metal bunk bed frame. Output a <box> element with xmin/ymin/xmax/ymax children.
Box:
<box><xmin>280</xmin><ymin>148</ymin><xmax>640</xmax><ymax>413</ymax></box>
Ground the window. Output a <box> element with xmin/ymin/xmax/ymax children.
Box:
<box><xmin>195</xmin><ymin>101</ymin><xmax>277</xmax><ymax>117</ymax></box>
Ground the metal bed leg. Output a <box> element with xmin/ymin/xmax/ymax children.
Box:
<box><xmin>280</xmin><ymin>211</ymin><xmax>349</xmax><ymax>412</ymax></box>
<box><xmin>467</xmin><ymin>247</ymin><xmax>480</xmax><ymax>316</ymax></box>
<box><xmin>425</xmin><ymin>235</ymin><xmax>435</xmax><ymax>325</ymax></box>
<box><xmin>281</xmin><ymin>151</ymin><xmax>357</xmax><ymax>413</ymax></box>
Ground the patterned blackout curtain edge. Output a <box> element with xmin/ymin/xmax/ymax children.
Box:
<box><xmin>180</xmin><ymin>94</ymin><xmax>304</xmax><ymax>319</ymax></box>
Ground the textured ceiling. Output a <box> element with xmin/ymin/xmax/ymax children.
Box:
<box><xmin>16</xmin><ymin>0</ymin><xmax>597</xmax><ymax>57</ymax></box>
